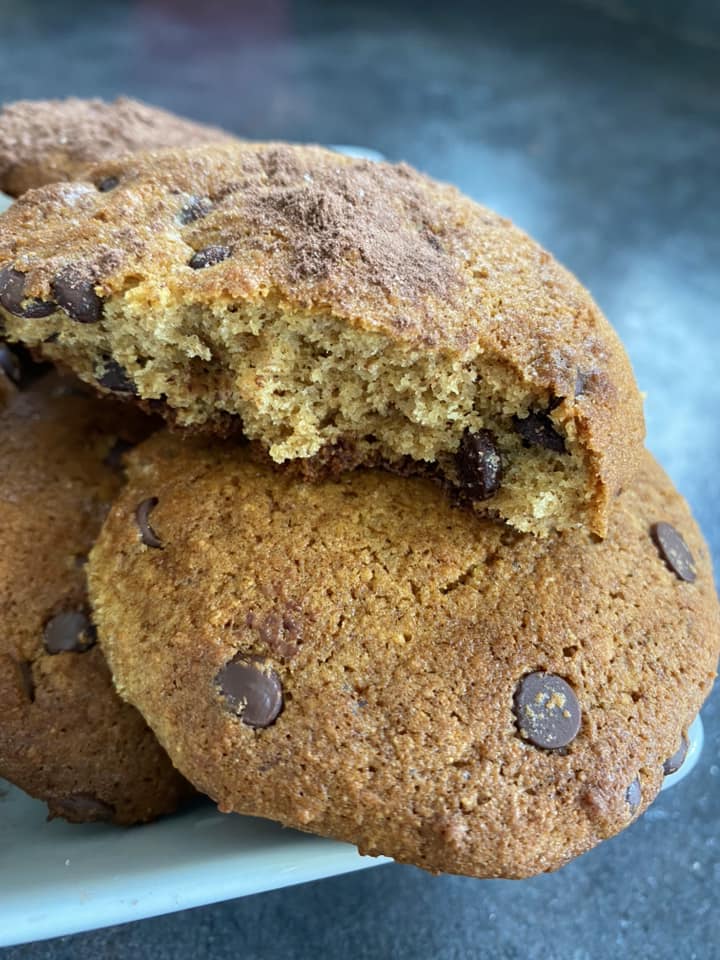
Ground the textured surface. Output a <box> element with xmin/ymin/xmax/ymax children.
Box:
<box><xmin>0</xmin><ymin>363</ymin><xmax>188</xmax><ymax>824</ymax></box>
<box><xmin>0</xmin><ymin>97</ymin><xmax>232</xmax><ymax>196</ymax></box>
<box><xmin>88</xmin><ymin>440</ymin><xmax>718</xmax><ymax>878</ymax></box>
<box><xmin>0</xmin><ymin>143</ymin><xmax>643</xmax><ymax>536</ymax></box>
<box><xmin>1</xmin><ymin>0</ymin><xmax>719</xmax><ymax>955</ymax></box>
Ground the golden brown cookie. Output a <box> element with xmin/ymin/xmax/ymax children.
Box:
<box><xmin>0</xmin><ymin>96</ymin><xmax>233</xmax><ymax>196</ymax></box>
<box><xmin>0</xmin><ymin>352</ymin><xmax>188</xmax><ymax>824</ymax></box>
<box><xmin>88</xmin><ymin>437</ymin><xmax>718</xmax><ymax>877</ymax></box>
<box><xmin>0</xmin><ymin>142</ymin><xmax>643</xmax><ymax>536</ymax></box>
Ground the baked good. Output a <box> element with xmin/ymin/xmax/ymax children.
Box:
<box><xmin>0</xmin><ymin>96</ymin><xmax>233</xmax><ymax>196</ymax></box>
<box><xmin>0</xmin><ymin>354</ymin><xmax>188</xmax><ymax>823</ymax></box>
<box><xmin>88</xmin><ymin>436</ymin><xmax>718</xmax><ymax>876</ymax></box>
<box><xmin>0</xmin><ymin>142</ymin><xmax>644</xmax><ymax>536</ymax></box>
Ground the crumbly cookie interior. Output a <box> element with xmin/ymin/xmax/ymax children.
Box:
<box><xmin>21</xmin><ymin>295</ymin><xmax>593</xmax><ymax>535</ymax></box>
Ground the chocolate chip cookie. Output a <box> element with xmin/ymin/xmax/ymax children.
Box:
<box><xmin>0</xmin><ymin>141</ymin><xmax>643</xmax><ymax>536</ymax></box>
<box><xmin>88</xmin><ymin>437</ymin><xmax>718</xmax><ymax>877</ymax></box>
<box><xmin>0</xmin><ymin>355</ymin><xmax>188</xmax><ymax>824</ymax></box>
<box><xmin>0</xmin><ymin>96</ymin><xmax>233</xmax><ymax>196</ymax></box>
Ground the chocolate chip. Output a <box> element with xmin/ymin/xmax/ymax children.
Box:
<box><xmin>97</xmin><ymin>360</ymin><xmax>137</xmax><ymax>394</ymax></box>
<box><xmin>0</xmin><ymin>266</ymin><xmax>56</xmax><ymax>318</ymax></box>
<box><xmin>52</xmin><ymin>268</ymin><xmax>102</xmax><ymax>323</ymax></box>
<box><xmin>651</xmin><ymin>522</ymin><xmax>696</xmax><ymax>583</ymax></box>
<box><xmin>43</xmin><ymin>611</ymin><xmax>97</xmax><ymax>654</ymax></box>
<box><xmin>17</xmin><ymin>660</ymin><xmax>35</xmax><ymax>702</ymax></box>
<box><xmin>455</xmin><ymin>428</ymin><xmax>502</xmax><ymax>500</ymax></box>
<box><xmin>626</xmin><ymin>777</ymin><xmax>642</xmax><ymax>814</ymax></box>
<box><xmin>49</xmin><ymin>793</ymin><xmax>115</xmax><ymax>822</ymax></box>
<box><xmin>513</xmin><ymin>672</ymin><xmax>581</xmax><ymax>749</ymax></box>
<box><xmin>135</xmin><ymin>497</ymin><xmax>163</xmax><ymax>548</ymax></box>
<box><xmin>96</xmin><ymin>176</ymin><xmax>119</xmax><ymax>192</ymax></box>
<box><xmin>103</xmin><ymin>437</ymin><xmax>135</xmax><ymax>470</ymax></box>
<box><xmin>0</xmin><ymin>344</ymin><xmax>51</xmax><ymax>389</ymax></box>
<box><xmin>663</xmin><ymin>734</ymin><xmax>690</xmax><ymax>776</ymax></box>
<box><xmin>179</xmin><ymin>196</ymin><xmax>213</xmax><ymax>225</ymax></box>
<box><xmin>215</xmin><ymin>654</ymin><xmax>283</xmax><ymax>728</ymax></box>
<box><xmin>189</xmin><ymin>245</ymin><xmax>231</xmax><ymax>269</ymax></box>
<box><xmin>513</xmin><ymin>412</ymin><xmax>566</xmax><ymax>453</ymax></box>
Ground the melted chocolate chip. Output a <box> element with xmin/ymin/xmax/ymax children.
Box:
<box><xmin>575</xmin><ymin>371</ymin><xmax>590</xmax><ymax>398</ymax></box>
<box><xmin>513</xmin><ymin>412</ymin><xmax>566</xmax><ymax>453</ymax></box>
<box><xmin>189</xmin><ymin>245</ymin><xmax>231</xmax><ymax>269</ymax></box>
<box><xmin>43</xmin><ymin>611</ymin><xmax>97</xmax><ymax>654</ymax></box>
<box><xmin>651</xmin><ymin>522</ymin><xmax>696</xmax><ymax>583</ymax></box>
<box><xmin>135</xmin><ymin>497</ymin><xmax>163</xmax><ymax>548</ymax></box>
<box><xmin>52</xmin><ymin>268</ymin><xmax>103</xmax><ymax>323</ymax></box>
<box><xmin>0</xmin><ymin>266</ymin><xmax>56</xmax><ymax>318</ymax></box>
<box><xmin>513</xmin><ymin>672</ymin><xmax>581</xmax><ymax>749</ymax></box>
<box><xmin>179</xmin><ymin>196</ymin><xmax>213</xmax><ymax>225</ymax></box>
<box><xmin>215</xmin><ymin>654</ymin><xmax>283</xmax><ymax>728</ymax></box>
<box><xmin>663</xmin><ymin>734</ymin><xmax>690</xmax><ymax>776</ymax></box>
<box><xmin>626</xmin><ymin>777</ymin><xmax>642</xmax><ymax>814</ymax></box>
<box><xmin>96</xmin><ymin>176</ymin><xmax>119</xmax><ymax>192</ymax></box>
<box><xmin>98</xmin><ymin>360</ymin><xmax>137</xmax><ymax>394</ymax></box>
<box><xmin>455</xmin><ymin>428</ymin><xmax>502</xmax><ymax>500</ymax></box>
<box><xmin>50</xmin><ymin>793</ymin><xmax>115</xmax><ymax>822</ymax></box>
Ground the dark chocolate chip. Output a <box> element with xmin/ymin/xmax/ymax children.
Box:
<box><xmin>626</xmin><ymin>777</ymin><xmax>642</xmax><ymax>814</ymax></box>
<box><xmin>513</xmin><ymin>412</ymin><xmax>566</xmax><ymax>453</ymax></box>
<box><xmin>663</xmin><ymin>734</ymin><xmax>690</xmax><ymax>776</ymax></box>
<box><xmin>17</xmin><ymin>660</ymin><xmax>35</xmax><ymax>702</ymax></box>
<box><xmin>513</xmin><ymin>672</ymin><xmax>581</xmax><ymax>749</ymax></box>
<box><xmin>97</xmin><ymin>360</ymin><xmax>137</xmax><ymax>394</ymax></box>
<box><xmin>135</xmin><ymin>497</ymin><xmax>163</xmax><ymax>548</ymax></box>
<box><xmin>455</xmin><ymin>428</ymin><xmax>502</xmax><ymax>500</ymax></box>
<box><xmin>0</xmin><ymin>266</ymin><xmax>56</xmax><ymax>318</ymax></box>
<box><xmin>189</xmin><ymin>245</ymin><xmax>231</xmax><ymax>269</ymax></box>
<box><xmin>178</xmin><ymin>195</ymin><xmax>213</xmax><ymax>225</ymax></box>
<box><xmin>43</xmin><ymin>611</ymin><xmax>97</xmax><ymax>654</ymax></box>
<box><xmin>52</xmin><ymin>269</ymin><xmax>103</xmax><ymax>323</ymax></box>
<box><xmin>215</xmin><ymin>654</ymin><xmax>283</xmax><ymax>728</ymax></box>
<box><xmin>96</xmin><ymin>176</ymin><xmax>119</xmax><ymax>192</ymax></box>
<box><xmin>651</xmin><ymin>522</ymin><xmax>696</xmax><ymax>583</ymax></box>
<box><xmin>103</xmin><ymin>437</ymin><xmax>135</xmax><ymax>470</ymax></box>
<box><xmin>49</xmin><ymin>793</ymin><xmax>115</xmax><ymax>822</ymax></box>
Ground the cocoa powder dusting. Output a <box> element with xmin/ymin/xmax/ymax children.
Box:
<box><xmin>241</xmin><ymin>152</ymin><xmax>461</xmax><ymax>302</ymax></box>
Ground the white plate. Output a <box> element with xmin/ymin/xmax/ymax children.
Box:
<box><xmin>0</xmin><ymin>716</ymin><xmax>703</xmax><ymax>948</ymax></box>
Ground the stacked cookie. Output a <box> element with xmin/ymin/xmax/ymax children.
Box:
<box><xmin>0</xmin><ymin>99</ymin><xmax>717</xmax><ymax>878</ymax></box>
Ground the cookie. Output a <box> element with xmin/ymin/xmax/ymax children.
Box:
<box><xmin>0</xmin><ymin>96</ymin><xmax>233</xmax><ymax>196</ymax></box>
<box><xmin>88</xmin><ymin>437</ymin><xmax>719</xmax><ymax>877</ymax></box>
<box><xmin>0</xmin><ymin>354</ymin><xmax>188</xmax><ymax>824</ymax></box>
<box><xmin>0</xmin><ymin>142</ymin><xmax>643</xmax><ymax>536</ymax></box>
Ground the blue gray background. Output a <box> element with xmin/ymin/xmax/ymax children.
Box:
<box><xmin>1</xmin><ymin>1</ymin><xmax>719</xmax><ymax>957</ymax></box>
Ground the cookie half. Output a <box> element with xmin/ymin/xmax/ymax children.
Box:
<box><xmin>88</xmin><ymin>437</ymin><xmax>718</xmax><ymax>877</ymax></box>
<box><xmin>0</xmin><ymin>96</ymin><xmax>234</xmax><ymax>196</ymax></box>
<box><xmin>0</xmin><ymin>352</ymin><xmax>189</xmax><ymax>824</ymax></box>
<box><xmin>0</xmin><ymin>142</ymin><xmax>643</xmax><ymax>536</ymax></box>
